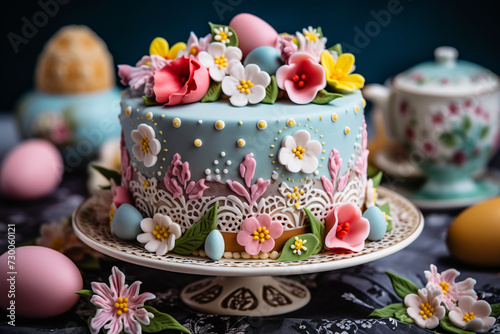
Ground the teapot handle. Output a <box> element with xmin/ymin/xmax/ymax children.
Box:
<box><xmin>363</xmin><ymin>84</ymin><xmax>397</xmax><ymax>139</ymax></box>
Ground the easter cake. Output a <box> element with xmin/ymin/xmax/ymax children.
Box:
<box><xmin>113</xmin><ymin>14</ymin><xmax>389</xmax><ymax>261</ymax></box>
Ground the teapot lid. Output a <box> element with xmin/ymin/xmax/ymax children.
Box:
<box><xmin>393</xmin><ymin>46</ymin><xmax>499</xmax><ymax>97</ymax></box>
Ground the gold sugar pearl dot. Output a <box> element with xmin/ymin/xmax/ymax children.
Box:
<box><xmin>237</xmin><ymin>139</ymin><xmax>246</xmax><ymax>147</ymax></box>
<box><xmin>194</xmin><ymin>139</ymin><xmax>202</xmax><ymax>147</ymax></box>
<box><xmin>332</xmin><ymin>113</ymin><xmax>338</xmax><ymax>121</ymax></box>
<box><xmin>172</xmin><ymin>118</ymin><xmax>181</xmax><ymax>128</ymax></box>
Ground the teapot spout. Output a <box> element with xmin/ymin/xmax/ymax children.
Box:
<box><xmin>362</xmin><ymin>84</ymin><xmax>390</xmax><ymax>112</ymax></box>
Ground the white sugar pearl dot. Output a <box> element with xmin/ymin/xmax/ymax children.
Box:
<box><xmin>223</xmin><ymin>169</ymin><xmax>228</xmax><ymax>174</ymax></box>
<box><xmin>198</xmin><ymin>120</ymin><xmax>203</xmax><ymax>124</ymax></box>
<box><xmin>214</xmin><ymin>160</ymin><xmax>219</xmax><ymax>165</ymax></box>
<box><xmin>215</xmin><ymin>169</ymin><xmax>220</xmax><ymax>174</ymax></box>
<box><xmin>313</xmin><ymin>170</ymin><xmax>319</xmax><ymax>176</ymax></box>
<box><xmin>214</xmin><ymin>175</ymin><xmax>221</xmax><ymax>182</ymax></box>
<box><xmin>270</xmin><ymin>251</ymin><xmax>280</xmax><ymax>260</ymax></box>
<box><xmin>223</xmin><ymin>252</ymin><xmax>233</xmax><ymax>259</ymax></box>
<box><xmin>226</xmin><ymin>160</ymin><xmax>232</xmax><ymax>166</ymax></box>
<box><xmin>259</xmin><ymin>252</ymin><xmax>270</xmax><ymax>260</ymax></box>
<box><xmin>220</xmin><ymin>152</ymin><xmax>226</xmax><ymax>157</ymax></box>
<box><xmin>205</xmin><ymin>169</ymin><xmax>211</xmax><ymax>175</ymax></box>
<box><xmin>206</xmin><ymin>175</ymin><xmax>212</xmax><ymax>181</ymax></box>
<box><xmin>157</xmin><ymin>171</ymin><xmax>162</xmax><ymax>176</ymax></box>
<box><xmin>241</xmin><ymin>252</ymin><xmax>251</xmax><ymax>259</ymax></box>
<box><xmin>232</xmin><ymin>252</ymin><xmax>241</xmax><ymax>259</ymax></box>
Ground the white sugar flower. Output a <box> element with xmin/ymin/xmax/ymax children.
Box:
<box><xmin>213</xmin><ymin>26</ymin><xmax>233</xmax><ymax>44</ymax></box>
<box><xmin>198</xmin><ymin>42</ymin><xmax>242</xmax><ymax>82</ymax></box>
<box><xmin>136</xmin><ymin>213</ymin><xmax>182</xmax><ymax>256</ymax></box>
<box><xmin>404</xmin><ymin>287</ymin><xmax>446</xmax><ymax>329</ymax></box>
<box><xmin>278</xmin><ymin>130</ymin><xmax>322</xmax><ymax>173</ymax></box>
<box><xmin>221</xmin><ymin>63</ymin><xmax>270</xmax><ymax>107</ymax></box>
<box><xmin>302</xmin><ymin>26</ymin><xmax>321</xmax><ymax>42</ymax></box>
<box><xmin>131</xmin><ymin>124</ymin><xmax>161</xmax><ymax>167</ymax></box>
<box><xmin>295</xmin><ymin>31</ymin><xmax>327</xmax><ymax>62</ymax></box>
<box><xmin>449</xmin><ymin>296</ymin><xmax>496</xmax><ymax>333</ymax></box>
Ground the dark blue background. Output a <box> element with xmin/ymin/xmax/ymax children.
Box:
<box><xmin>2</xmin><ymin>0</ymin><xmax>500</xmax><ymax>111</ymax></box>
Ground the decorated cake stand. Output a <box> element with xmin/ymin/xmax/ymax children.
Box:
<box><xmin>73</xmin><ymin>187</ymin><xmax>423</xmax><ymax>316</ymax></box>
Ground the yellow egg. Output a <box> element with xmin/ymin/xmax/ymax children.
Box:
<box><xmin>446</xmin><ymin>197</ymin><xmax>500</xmax><ymax>267</ymax></box>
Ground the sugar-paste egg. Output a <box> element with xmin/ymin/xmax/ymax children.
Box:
<box><xmin>363</xmin><ymin>206</ymin><xmax>387</xmax><ymax>241</ymax></box>
<box><xmin>204</xmin><ymin>230</ymin><xmax>225</xmax><ymax>261</ymax></box>
<box><xmin>111</xmin><ymin>203</ymin><xmax>143</xmax><ymax>240</ymax></box>
<box><xmin>229</xmin><ymin>13</ymin><xmax>279</xmax><ymax>57</ymax></box>
<box><xmin>446</xmin><ymin>197</ymin><xmax>500</xmax><ymax>267</ymax></box>
<box><xmin>0</xmin><ymin>246</ymin><xmax>83</xmax><ymax>318</ymax></box>
<box><xmin>0</xmin><ymin>139</ymin><xmax>63</xmax><ymax>200</ymax></box>
<box><xmin>244</xmin><ymin>46</ymin><xmax>283</xmax><ymax>75</ymax></box>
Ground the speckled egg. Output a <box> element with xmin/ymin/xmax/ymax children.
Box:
<box><xmin>0</xmin><ymin>246</ymin><xmax>83</xmax><ymax>318</ymax></box>
<box><xmin>111</xmin><ymin>203</ymin><xmax>143</xmax><ymax>240</ymax></box>
<box><xmin>204</xmin><ymin>230</ymin><xmax>225</xmax><ymax>261</ymax></box>
<box><xmin>244</xmin><ymin>46</ymin><xmax>283</xmax><ymax>75</ymax></box>
<box><xmin>0</xmin><ymin>139</ymin><xmax>63</xmax><ymax>200</ymax></box>
<box><xmin>363</xmin><ymin>206</ymin><xmax>387</xmax><ymax>241</ymax></box>
<box><xmin>229</xmin><ymin>13</ymin><xmax>279</xmax><ymax>57</ymax></box>
<box><xmin>446</xmin><ymin>197</ymin><xmax>500</xmax><ymax>267</ymax></box>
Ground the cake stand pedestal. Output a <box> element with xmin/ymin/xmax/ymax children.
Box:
<box><xmin>73</xmin><ymin>187</ymin><xmax>423</xmax><ymax>316</ymax></box>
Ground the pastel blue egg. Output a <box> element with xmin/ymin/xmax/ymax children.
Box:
<box><xmin>111</xmin><ymin>204</ymin><xmax>143</xmax><ymax>240</ymax></box>
<box><xmin>363</xmin><ymin>206</ymin><xmax>387</xmax><ymax>241</ymax></box>
<box><xmin>243</xmin><ymin>46</ymin><xmax>283</xmax><ymax>75</ymax></box>
<box><xmin>204</xmin><ymin>230</ymin><xmax>225</xmax><ymax>261</ymax></box>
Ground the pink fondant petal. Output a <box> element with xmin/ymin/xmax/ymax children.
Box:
<box><xmin>337</xmin><ymin>171</ymin><xmax>350</xmax><ymax>192</ymax></box>
<box><xmin>91</xmin><ymin>295</ymin><xmax>114</xmax><ymax>310</ymax></box>
<box><xmin>321</xmin><ymin>175</ymin><xmax>334</xmax><ymax>200</ymax></box>
<box><xmin>260</xmin><ymin>238</ymin><xmax>275</xmax><ymax>253</ymax></box>
<box><xmin>256</xmin><ymin>214</ymin><xmax>272</xmax><ymax>229</ymax></box>
<box><xmin>329</xmin><ymin>149</ymin><xmax>342</xmax><ymax>182</ymax></box>
<box><xmin>110</xmin><ymin>267</ymin><xmax>125</xmax><ymax>295</ymax></box>
<box><xmin>268</xmin><ymin>221</ymin><xmax>284</xmax><ymax>239</ymax></box>
<box><xmin>244</xmin><ymin>240</ymin><xmax>261</xmax><ymax>256</ymax></box>
<box><xmin>236</xmin><ymin>230</ymin><xmax>254</xmax><ymax>247</ymax></box>
<box><xmin>104</xmin><ymin>316</ymin><xmax>123</xmax><ymax>334</ymax></box>
<box><xmin>284</xmin><ymin>80</ymin><xmax>315</xmax><ymax>104</ymax></box>
<box><xmin>187</xmin><ymin>179</ymin><xmax>209</xmax><ymax>200</ymax></box>
<box><xmin>91</xmin><ymin>281</ymin><xmax>115</xmax><ymax>300</ymax></box>
<box><xmin>129</xmin><ymin>291</ymin><xmax>155</xmax><ymax>308</ymax></box>
<box><xmin>250</xmin><ymin>178</ymin><xmax>270</xmax><ymax>202</ymax></box>
<box><xmin>240</xmin><ymin>153</ymin><xmax>256</xmax><ymax>187</ymax></box>
<box><xmin>122</xmin><ymin>314</ymin><xmax>140</xmax><ymax>334</ymax></box>
<box><xmin>227</xmin><ymin>180</ymin><xmax>251</xmax><ymax>202</ymax></box>
<box><xmin>241</xmin><ymin>217</ymin><xmax>259</xmax><ymax>233</ymax></box>
<box><xmin>130</xmin><ymin>307</ymin><xmax>153</xmax><ymax>325</ymax></box>
<box><xmin>90</xmin><ymin>309</ymin><xmax>113</xmax><ymax>334</ymax></box>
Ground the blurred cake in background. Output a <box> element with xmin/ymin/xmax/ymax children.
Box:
<box><xmin>16</xmin><ymin>25</ymin><xmax>121</xmax><ymax>170</ymax></box>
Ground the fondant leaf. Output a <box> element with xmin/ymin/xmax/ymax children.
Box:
<box><xmin>378</xmin><ymin>202</ymin><xmax>393</xmax><ymax>232</ymax></box>
<box><xmin>490</xmin><ymin>303</ymin><xmax>500</xmax><ymax>317</ymax></box>
<box><xmin>261</xmin><ymin>75</ymin><xmax>279</xmax><ymax>104</ymax></box>
<box><xmin>394</xmin><ymin>307</ymin><xmax>414</xmax><ymax>324</ymax></box>
<box><xmin>320</xmin><ymin>175</ymin><xmax>334</xmax><ymax>201</ymax></box>
<box><xmin>368</xmin><ymin>302</ymin><xmax>405</xmax><ymax>318</ymax></box>
<box><xmin>337</xmin><ymin>171</ymin><xmax>350</xmax><ymax>192</ymax></box>
<box><xmin>386</xmin><ymin>271</ymin><xmax>419</xmax><ymax>299</ymax></box>
<box><xmin>311</xmin><ymin>89</ymin><xmax>343</xmax><ymax>104</ymax></box>
<box><xmin>172</xmin><ymin>203</ymin><xmax>218</xmax><ymax>255</ymax></box>
<box><xmin>328</xmin><ymin>43</ymin><xmax>343</xmax><ymax>55</ymax></box>
<box><xmin>440</xmin><ymin>316</ymin><xmax>475</xmax><ymax>334</ymax></box>
<box><xmin>91</xmin><ymin>165</ymin><xmax>121</xmax><ymax>185</ymax></box>
<box><xmin>201</xmin><ymin>81</ymin><xmax>222</xmax><ymax>102</ymax></box>
<box><xmin>142</xmin><ymin>95</ymin><xmax>161</xmax><ymax>106</ymax></box>
<box><xmin>208</xmin><ymin>22</ymin><xmax>238</xmax><ymax>47</ymax></box>
<box><xmin>303</xmin><ymin>208</ymin><xmax>324</xmax><ymax>254</ymax></box>
<box><xmin>141</xmin><ymin>306</ymin><xmax>190</xmax><ymax>333</ymax></box>
<box><xmin>371</xmin><ymin>171</ymin><xmax>383</xmax><ymax>188</ymax></box>
<box><xmin>226</xmin><ymin>180</ymin><xmax>251</xmax><ymax>203</ymax></box>
<box><xmin>276</xmin><ymin>233</ymin><xmax>319</xmax><ymax>262</ymax></box>
<box><xmin>250</xmin><ymin>178</ymin><xmax>270</xmax><ymax>203</ymax></box>
<box><xmin>439</xmin><ymin>132</ymin><xmax>457</xmax><ymax>147</ymax></box>
<box><xmin>316</xmin><ymin>26</ymin><xmax>324</xmax><ymax>39</ymax></box>
<box><xmin>75</xmin><ymin>289</ymin><xmax>94</xmax><ymax>298</ymax></box>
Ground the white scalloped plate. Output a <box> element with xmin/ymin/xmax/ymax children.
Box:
<box><xmin>72</xmin><ymin>187</ymin><xmax>423</xmax><ymax>277</ymax></box>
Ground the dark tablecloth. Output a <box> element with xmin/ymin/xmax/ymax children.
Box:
<box><xmin>1</xmin><ymin>112</ymin><xmax>499</xmax><ymax>334</ymax></box>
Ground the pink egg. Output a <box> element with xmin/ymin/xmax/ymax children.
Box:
<box><xmin>229</xmin><ymin>13</ymin><xmax>279</xmax><ymax>57</ymax></box>
<box><xmin>0</xmin><ymin>139</ymin><xmax>63</xmax><ymax>200</ymax></box>
<box><xmin>0</xmin><ymin>246</ymin><xmax>83</xmax><ymax>318</ymax></box>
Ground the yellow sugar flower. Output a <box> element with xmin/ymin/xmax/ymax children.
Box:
<box><xmin>149</xmin><ymin>37</ymin><xmax>186</xmax><ymax>60</ymax></box>
<box><xmin>321</xmin><ymin>50</ymin><xmax>365</xmax><ymax>91</ymax></box>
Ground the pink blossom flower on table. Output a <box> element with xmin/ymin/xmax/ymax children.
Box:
<box><xmin>424</xmin><ymin>264</ymin><xmax>477</xmax><ymax>310</ymax></box>
<box><xmin>131</xmin><ymin>124</ymin><xmax>161</xmax><ymax>168</ymax></box>
<box><xmin>404</xmin><ymin>287</ymin><xmax>446</xmax><ymax>329</ymax></box>
<box><xmin>276</xmin><ymin>52</ymin><xmax>326</xmax><ymax>104</ymax></box>
<box><xmin>153</xmin><ymin>56</ymin><xmax>210</xmax><ymax>106</ymax></box>
<box><xmin>118</xmin><ymin>55</ymin><xmax>168</xmax><ymax>98</ymax></box>
<box><xmin>177</xmin><ymin>32</ymin><xmax>212</xmax><ymax>59</ymax></box>
<box><xmin>324</xmin><ymin>203</ymin><xmax>370</xmax><ymax>252</ymax></box>
<box><xmin>137</xmin><ymin>213</ymin><xmax>182</xmax><ymax>256</ymax></box>
<box><xmin>221</xmin><ymin>63</ymin><xmax>270</xmax><ymax>107</ymax></box>
<box><xmin>236</xmin><ymin>214</ymin><xmax>283</xmax><ymax>255</ymax></box>
<box><xmin>198</xmin><ymin>42</ymin><xmax>242</xmax><ymax>82</ymax></box>
<box><xmin>277</xmin><ymin>34</ymin><xmax>298</xmax><ymax>64</ymax></box>
<box><xmin>278</xmin><ymin>130</ymin><xmax>322</xmax><ymax>174</ymax></box>
<box><xmin>90</xmin><ymin>266</ymin><xmax>155</xmax><ymax>334</ymax></box>
<box><xmin>448</xmin><ymin>296</ymin><xmax>496</xmax><ymax>333</ymax></box>
<box><xmin>295</xmin><ymin>30</ymin><xmax>326</xmax><ymax>62</ymax></box>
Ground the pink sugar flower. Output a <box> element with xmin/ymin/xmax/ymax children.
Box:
<box><xmin>90</xmin><ymin>266</ymin><xmax>155</xmax><ymax>334</ymax></box>
<box><xmin>324</xmin><ymin>203</ymin><xmax>370</xmax><ymax>252</ymax></box>
<box><xmin>118</xmin><ymin>55</ymin><xmax>168</xmax><ymax>97</ymax></box>
<box><xmin>153</xmin><ymin>56</ymin><xmax>210</xmax><ymax>106</ymax></box>
<box><xmin>276</xmin><ymin>52</ymin><xmax>326</xmax><ymax>104</ymax></box>
<box><xmin>424</xmin><ymin>264</ymin><xmax>477</xmax><ymax>310</ymax></box>
<box><xmin>236</xmin><ymin>214</ymin><xmax>284</xmax><ymax>255</ymax></box>
<box><xmin>404</xmin><ymin>286</ymin><xmax>446</xmax><ymax>329</ymax></box>
<box><xmin>449</xmin><ymin>296</ymin><xmax>496</xmax><ymax>333</ymax></box>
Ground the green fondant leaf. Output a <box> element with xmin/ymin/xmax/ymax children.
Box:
<box><xmin>480</xmin><ymin>126</ymin><xmax>490</xmax><ymax>140</ymax></box>
<box><xmin>394</xmin><ymin>307</ymin><xmax>414</xmax><ymax>324</ymax></box>
<box><xmin>75</xmin><ymin>289</ymin><xmax>94</xmax><ymax>298</ymax></box>
<box><xmin>261</xmin><ymin>75</ymin><xmax>279</xmax><ymax>104</ymax></box>
<box><xmin>208</xmin><ymin>22</ymin><xmax>238</xmax><ymax>47</ymax></box>
<box><xmin>461</xmin><ymin>115</ymin><xmax>472</xmax><ymax>132</ymax></box>
<box><xmin>311</xmin><ymin>89</ymin><xmax>343</xmax><ymax>105</ymax></box>
<box><xmin>371</xmin><ymin>171</ymin><xmax>383</xmax><ymax>188</ymax></box>
<box><xmin>91</xmin><ymin>165</ymin><xmax>121</xmax><ymax>185</ymax></box>
<box><xmin>490</xmin><ymin>303</ymin><xmax>500</xmax><ymax>318</ymax></box>
<box><xmin>141</xmin><ymin>306</ymin><xmax>190</xmax><ymax>333</ymax></box>
<box><xmin>276</xmin><ymin>233</ymin><xmax>320</xmax><ymax>262</ymax></box>
<box><xmin>172</xmin><ymin>203</ymin><xmax>218</xmax><ymax>255</ymax></box>
<box><xmin>386</xmin><ymin>271</ymin><xmax>419</xmax><ymax>300</ymax></box>
<box><xmin>367</xmin><ymin>165</ymin><xmax>381</xmax><ymax>179</ymax></box>
<box><xmin>368</xmin><ymin>303</ymin><xmax>405</xmax><ymax>318</ymax></box>
<box><xmin>201</xmin><ymin>81</ymin><xmax>222</xmax><ymax>102</ymax></box>
<box><xmin>328</xmin><ymin>43</ymin><xmax>343</xmax><ymax>55</ymax></box>
<box><xmin>377</xmin><ymin>202</ymin><xmax>393</xmax><ymax>232</ymax></box>
<box><xmin>439</xmin><ymin>132</ymin><xmax>457</xmax><ymax>147</ymax></box>
<box><xmin>316</xmin><ymin>26</ymin><xmax>324</xmax><ymax>39</ymax></box>
<box><xmin>143</xmin><ymin>96</ymin><xmax>161</xmax><ymax>106</ymax></box>
<box><xmin>440</xmin><ymin>315</ymin><xmax>475</xmax><ymax>334</ymax></box>
<box><xmin>303</xmin><ymin>208</ymin><xmax>324</xmax><ymax>254</ymax></box>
